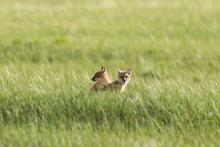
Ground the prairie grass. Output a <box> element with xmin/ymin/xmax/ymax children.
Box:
<box><xmin>0</xmin><ymin>0</ymin><xmax>220</xmax><ymax>146</ymax></box>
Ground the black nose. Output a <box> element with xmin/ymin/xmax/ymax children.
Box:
<box><xmin>91</xmin><ymin>77</ymin><xmax>96</xmax><ymax>81</ymax></box>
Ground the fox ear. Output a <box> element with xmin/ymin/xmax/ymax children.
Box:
<box><xmin>118</xmin><ymin>69</ymin><xmax>122</xmax><ymax>76</ymax></box>
<box><xmin>101</xmin><ymin>66</ymin><xmax>106</xmax><ymax>73</ymax></box>
<box><xmin>127</xmin><ymin>69</ymin><xmax>131</xmax><ymax>75</ymax></box>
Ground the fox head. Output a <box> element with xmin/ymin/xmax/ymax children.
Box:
<box><xmin>91</xmin><ymin>66</ymin><xmax>109</xmax><ymax>82</ymax></box>
<box><xmin>118</xmin><ymin>69</ymin><xmax>131</xmax><ymax>84</ymax></box>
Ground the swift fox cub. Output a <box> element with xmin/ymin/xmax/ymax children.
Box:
<box><xmin>103</xmin><ymin>69</ymin><xmax>131</xmax><ymax>93</ymax></box>
<box><xmin>90</xmin><ymin>66</ymin><xmax>112</xmax><ymax>91</ymax></box>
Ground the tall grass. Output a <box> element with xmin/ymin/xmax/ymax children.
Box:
<box><xmin>0</xmin><ymin>67</ymin><xmax>220</xmax><ymax>130</ymax></box>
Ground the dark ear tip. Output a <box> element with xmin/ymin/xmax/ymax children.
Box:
<box><xmin>128</xmin><ymin>69</ymin><xmax>132</xmax><ymax>74</ymax></box>
<box><xmin>101</xmin><ymin>66</ymin><xmax>106</xmax><ymax>72</ymax></box>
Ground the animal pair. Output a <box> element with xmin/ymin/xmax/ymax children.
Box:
<box><xmin>91</xmin><ymin>66</ymin><xmax>132</xmax><ymax>93</ymax></box>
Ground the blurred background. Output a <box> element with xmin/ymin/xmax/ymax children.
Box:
<box><xmin>1</xmin><ymin>0</ymin><xmax>220</xmax><ymax>79</ymax></box>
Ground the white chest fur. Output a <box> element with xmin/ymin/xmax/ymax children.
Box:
<box><xmin>120</xmin><ymin>81</ymin><xmax>129</xmax><ymax>93</ymax></box>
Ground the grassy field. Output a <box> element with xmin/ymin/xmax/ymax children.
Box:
<box><xmin>0</xmin><ymin>0</ymin><xmax>220</xmax><ymax>146</ymax></box>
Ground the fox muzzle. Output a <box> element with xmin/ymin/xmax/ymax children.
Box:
<box><xmin>91</xmin><ymin>77</ymin><xmax>96</xmax><ymax>81</ymax></box>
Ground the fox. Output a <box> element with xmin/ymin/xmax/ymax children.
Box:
<box><xmin>102</xmin><ymin>69</ymin><xmax>131</xmax><ymax>93</ymax></box>
<box><xmin>90</xmin><ymin>66</ymin><xmax>112</xmax><ymax>91</ymax></box>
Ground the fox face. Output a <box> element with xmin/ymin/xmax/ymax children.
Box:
<box><xmin>118</xmin><ymin>69</ymin><xmax>131</xmax><ymax>84</ymax></box>
<box><xmin>91</xmin><ymin>66</ymin><xmax>108</xmax><ymax>82</ymax></box>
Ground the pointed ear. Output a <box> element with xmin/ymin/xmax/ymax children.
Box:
<box><xmin>127</xmin><ymin>69</ymin><xmax>131</xmax><ymax>75</ymax></box>
<box><xmin>101</xmin><ymin>66</ymin><xmax>106</xmax><ymax>73</ymax></box>
<box><xmin>118</xmin><ymin>69</ymin><xmax>122</xmax><ymax>77</ymax></box>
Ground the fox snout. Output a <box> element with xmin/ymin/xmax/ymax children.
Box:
<box><xmin>121</xmin><ymin>77</ymin><xmax>127</xmax><ymax>83</ymax></box>
<box><xmin>91</xmin><ymin>77</ymin><xmax>96</xmax><ymax>81</ymax></box>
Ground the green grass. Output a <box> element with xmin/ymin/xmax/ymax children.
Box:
<box><xmin>0</xmin><ymin>0</ymin><xmax>220</xmax><ymax>146</ymax></box>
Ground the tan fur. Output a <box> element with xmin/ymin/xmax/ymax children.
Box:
<box><xmin>102</xmin><ymin>69</ymin><xmax>131</xmax><ymax>93</ymax></box>
<box><xmin>90</xmin><ymin>66</ymin><xmax>112</xmax><ymax>91</ymax></box>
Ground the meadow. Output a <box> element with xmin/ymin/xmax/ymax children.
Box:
<box><xmin>0</xmin><ymin>0</ymin><xmax>220</xmax><ymax>146</ymax></box>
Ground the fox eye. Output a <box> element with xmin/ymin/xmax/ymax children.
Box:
<box><xmin>125</xmin><ymin>76</ymin><xmax>128</xmax><ymax>78</ymax></box>
<box><xmin>121</xmin><ymin>76</ymin><xmax>123</xmax><ymax>79</ymax></box>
